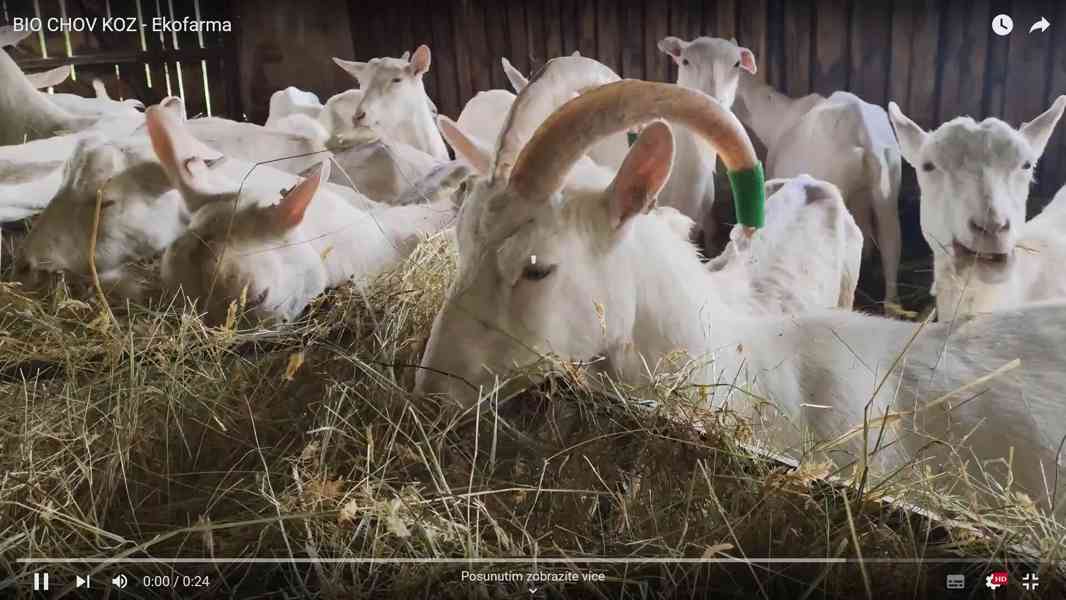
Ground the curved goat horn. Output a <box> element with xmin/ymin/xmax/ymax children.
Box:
<box><xmin>508</xmin><ymin>79</ymin><xmax>763</xmax><ymax>227</ymax></box>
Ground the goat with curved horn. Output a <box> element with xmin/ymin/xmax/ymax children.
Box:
<box><xmin>507</xmin><ymin>79</ymin><xmax>765</xmax><ymax>229</ymax></box>
<box><xmin>419</xmin><ymin>74</ymin><xmax>1066</xmax><ymax>520</ymax></box>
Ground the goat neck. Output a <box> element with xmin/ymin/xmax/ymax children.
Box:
<box><xmin>0</xmin><ymin>50</ymin><xmax>93</xmax><ymax>144</ymax></box>
<box><xmin>733</xmin><ymin>72</ymin><xmax>818</xmax><ymax>153</ymax></box>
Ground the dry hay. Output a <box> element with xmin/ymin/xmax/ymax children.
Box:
<box><xmin>1</xmin><ymin>232</ymin><xmax>1064</xmax><ymax>599</ymax></box>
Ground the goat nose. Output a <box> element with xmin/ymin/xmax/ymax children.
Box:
<box><xmin>354</xmin><ymin>111</ymin><xmax>366</xmax><ymax>122</ymax></box>
<box><xmin>968</xmin><ymin>217</ymin><xmax>1010</xmax><ymax>236</ymax></box>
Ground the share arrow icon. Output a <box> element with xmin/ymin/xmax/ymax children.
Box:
<box><xmin>1030</xmin><ymin>17</ymin><xmax>1050</xmax><ymax>33</ymax></box>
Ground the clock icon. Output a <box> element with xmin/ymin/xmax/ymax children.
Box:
<box><xmin>992</xmin><ymin>13</ymin><xmax>1014</xmax><ymax>36</ymax></box>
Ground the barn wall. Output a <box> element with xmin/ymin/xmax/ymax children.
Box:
<box><xmin>271</xmin><ymin>0</ymin><xmax>1060</xmax><ymax>202</ymax></box>
<box><xmin>6</xmin><ymin>0</ymin><xmax>1065</xmax><ymax>202</ymax></box>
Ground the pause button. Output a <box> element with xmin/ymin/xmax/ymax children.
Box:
<box><xmin>33</xmin><ymin>572</ymin><xmax>50</xmax><ymax>590</ymax></box>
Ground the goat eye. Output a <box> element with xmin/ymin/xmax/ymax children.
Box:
<box><xmin>681</xmin><ymin>59</ymin><xmax>689</xmax><ymax>66</ymax></box>
<box><xmin>1022</xmin><ymin>161</ymin><xmax>1033</xmax><ymax>170</ymax></box>
<box><xmin>921</xmin><ymin>162</ymin><xmax>936</xmax><ymax>172</ymax></box>
<box><xmin>733</xmin><ymin>60</ymin><xmax>741</xmax><ymax>68</ymax></box>
<box><xmin>521</xmin><ymin>263</ymin><xmax>556</xmax><ymax>282</ymax></box>
<box><xmin>392</xmin><ymin>77</ymin><xmax>402</xmax><ymax>83</ymax></box>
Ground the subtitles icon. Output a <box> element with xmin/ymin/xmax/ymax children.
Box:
<box><xmin>985</xmin><ymin>571</ymin><xmax>1008</xmax><ymax>590</ymax></box>
<box><xmin>945</xmin><ymin>573</ymin><xmax>964</xmax><ymax>590</ymax></box>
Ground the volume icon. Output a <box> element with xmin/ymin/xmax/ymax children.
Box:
<box><xmin>112</xmin><ymin>573</ymin><xmax>129</xmax><ymax>588</ymax></box>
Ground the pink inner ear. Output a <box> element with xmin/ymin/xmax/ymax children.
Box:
<box><xmin>611</xmin><ymin>123</ymin><xmax>674</xmax><ymax>227</ymax></box>
<box><xmin>410</xmin><ymin>45</ymin><xmax>431</xmax><ymax>74</ymax></box>
<box><xmin>146</xmin><ymin>107</ymin><xmax>179</xmax><ymax>175</ymax></box>
<box><xmin>438</xmin><ymin>116</ymin><xmax>490</xmax><ymax>175</ymax></box>
<box><xmin>276</xmin><ymin>164</ymin><xmax>325</xmax><ymax>229</ymax></box>
<box><xmin>739</xmin><ymin>49</ymin><xmax>758</xmax><ymax>74</ymax></box>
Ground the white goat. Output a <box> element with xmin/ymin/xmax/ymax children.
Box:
<box><xmin>454</xmin><ymin>89</ymin><xmax>517</xmax><ymax>152</ymax></box>
<box><xmin>15</xmin><ymin>98</ymin><xmax>377</xmax><ymax>297</ymax></box>
<box><xmin>47</xmin><ymin>88</ymin><xmax>144</xmax><ymax>121</ymax></box>
<box><xmin>332</xmin><ymin>45</ymin><xmax>450</xmax><ymax>161</ymax></box>
<box><xmin>23</xmin><ymin>63</ymin><xmax>145</xmax><ymax>119</ymax></box>
<box><xmin>1</xmin><ymin>44</ymin><xmax>96</xmax><ymax>144</ymax></box>
<box><xmin>265</xmin><ymin>86</ymin><xmax>323</xmax><ymax>128</ymax></box>
<box><xmin>664</xmin><ymin>36</ymin><xmax>904</xmax><ymax>307</ymax></box>
<box><xmin>319</xmin><ymin>55</ymin><xmax>451</xmax><ymax>203</ymax></box>
<box><xmin>145</xmin><ymin>103</ymin><xmax>464</xmax><ymax>324</ymax></box>
<box><xmin>310</xmin><ymin>86</ymin><xmax>441</xmax><ymax>203</ymax></box>
<box><xmin>24</xmin><ymin>64</ymin><xmax>70</xmax><ymax>89</ymax></box>
<box><xmin>328</xmin><ymin>134</ymin><xmax>441</xmax><ymax>204</ymax></box>
<box><xmin>443</xmin><ymin>55</ymin><xmax>625</xmax><ymax>190</ymax></box>
<box><xmin>707</xmin><ymin>176</ymin><xmax>863</xmax><ymax>311</ymax></box>
<box><xmin>499</xmin><ymin>54</ymin><xmax>628</xmax><ymax>172</ymax></box>
<box><xmin>1</xmin><ymin>26</ymin><xmax>146</xmax><ymax>145</ymax></box>
<box><xmin>416</xmin><ymin>79</ymin><xmax>1066</xmax><ymax>517</ymax></box>
<box><xmin>889</xmin><ymin>97</ymin><xmax>1066</xmax><ymax>322</ymax></box>
<box><xmin>0</xmin><ymin>134</ymin><xmax>87</xmax><ymax>222</ymax></box>
<box><xmin>654</xmin><ymin>36</ymin><xmax>758</xmax><ymax>253</ymax></box>
<box><xmin>437</xmin><ymin>114</ymin><xmax>613</xmax><ymax>194</ymax></box>
<box><xmin>0</xmin><ymin>101</ymin><xmax>337</xmax><ymax>227</ymax></box>
<box><xmin>316</xmin><ymin>89</ymin><xmax>363</xmax><ymax>146</ymax></box>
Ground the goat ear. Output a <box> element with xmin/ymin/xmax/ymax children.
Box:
<box><xmin>26</xmin><ymin>65</ymin><xmax>71</xmax><ymax>89</ymax></box>
<box><xmin>738</xmin><ymin>47</ymin><xmax>757</xmax><ymax>74</ymax></box>
<box><xmin>159</xmin><ymin>95</ymin><xmax>188</xmax><ymax>121</ymax></box>
<box><xmin>1021</xmin><ymin>95</ymin><xmax>1066</xmax><ymax>157</ymax></box>
<box><xmin>437</xmin><ymin>116</ymin><xmax>491</xmax><ymax>175</ymax></box>
<box><xmin>408</xmin><ymin>45</ymin><xmax>431</xmax><ymax>77</ymax></box>
<box><xmin>400</xmin><ymin>50</ymin><xmax>411</xmax><ymax>61</ymax></box>
<box><xmin>145</xmin><ymin>102</ymin><xmax>226</xmax><ymax>202</ymax></box>
<box><xmin>657</xmin><ymin>36</ymin><xmax>687</xmax><ymax>63</ymax></box>
<box><xmin>570</xmin><ymin>50</ymin><xmax>581</xmax><ymax>57</ymax></box>
<box><xmin>887</xmin><ymin>102</ymin><xmax>927</xmax><ymax>168</ymax></box>
<box><xmin>274</xmin><ymin>159</ymin><xmax>328</xmax><ymax>229</ymax></box>
<box><xmin>501</xmin><ymin>57</ymin><xmax>528</xmax><ymax>92</ymax></box>
<box><xmin>764</xmin><ymin>178</ymin><xmax>788</xmax><ymax>198</ymax></box>
<box><xmin>333</xmin><ymin>57</ymin><xmax>368</xmax><ymax>83</ymax></box>
<box><xmin>607</xmin><ymin>121</ymin><xmax>675</xmax><ymax>230</ymax></box>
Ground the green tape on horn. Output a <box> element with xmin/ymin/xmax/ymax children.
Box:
<box><xmin>727</xmin><ymin>161</ymin><xmax>766</xmax><ymax>229</ymax></box>
<box><xmin>627</xmin><ymin>131</ymin><xmax>638</xmax><ymax>147</ymax></box>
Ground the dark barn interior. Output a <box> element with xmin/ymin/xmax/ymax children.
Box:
<box><xmin>5</xmin><ymin>0</ymin><xmax>1066</xmax><ymax>306</ymax></box>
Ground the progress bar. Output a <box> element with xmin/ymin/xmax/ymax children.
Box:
<box><xmin>16</xmin><ymin>558</ymin><xmax>1053</xmax><ymax>564</ymax></box>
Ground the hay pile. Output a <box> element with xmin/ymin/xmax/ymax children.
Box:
<box><xmin>1</xmin><ymin>233</ymin><xmax>1064</xmax><ymax>598</ymax></box>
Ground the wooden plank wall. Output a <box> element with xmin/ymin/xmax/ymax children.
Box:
<box><xmin>325</xmin><ymin>0</ymin><xmax>1066</xmax><ymax>202</ymax></box>
<box><xmin>6</xmin><ymin>0</ymin><xmax>1065</xmax><ymax>202</ymax></box>
<box><xmin>234</xmin><ymin>0</ymin><xmax>355</xmax><ymax>122</ymax></box>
